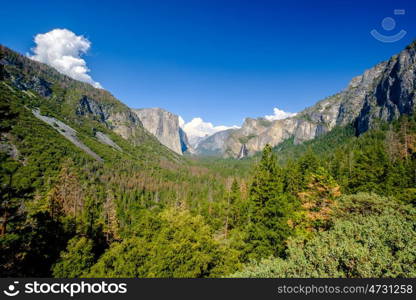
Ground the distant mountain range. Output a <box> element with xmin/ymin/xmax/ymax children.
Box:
<box><xmin>191</xmin><ymin>41</ymin><xmax>416</xmax><ymax>157</ymax></box>
<box><xmin>1</xmin><ymin>40</ymin><xmax>415</xmax><ymax>158</ymax></box>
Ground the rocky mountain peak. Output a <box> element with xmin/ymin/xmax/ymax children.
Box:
<box><xmin>133</xmin><ymin>108</ymin><xmax>192</xmax><ymax>155</ymax></box>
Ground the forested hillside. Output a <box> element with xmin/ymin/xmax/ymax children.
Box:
<box><xmin>0</xmin><ymin>44</ymin><xmax>415</xmax><ymax>278</ymax></box>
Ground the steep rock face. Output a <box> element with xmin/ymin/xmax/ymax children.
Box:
<box><xmin>200</xmin><ymin>41</ymin><xmax>416</xmax><ymax>157</ymax></box>
<box><xmin>133</xmin><ymin>108</ymin><xmax>190</xmax><ymax>155</ymax></box>
<box><xmin>75</xmin><ymin>96</ymin><xmax>144</xmax><ymax>141</ymax></box>
<box><xmin>356</xmin><ymin>44</ymin><xmax>416</xmax><ymax>133</ymax></box>
<box><xmin>76</xmin><ymin>96</ymin><xmax>109</xmax><ymax>122</ymax></box>
<box><xmin>10</xmin><ymin>75</ymin><xmax>52</xmax><ymax>98</ymax></box>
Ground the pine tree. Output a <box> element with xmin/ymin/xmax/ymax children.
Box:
<box><xmin>297</xmin><ymin>150</ymin><xmax>320</xmax><ymax>189</ymax></box>
<box><xmin>245</xmin><ymin>144</ymin><xmax>294</xmax><ymax>260</ymax></box>
<box><xmin>283</xmin><ymin>160</ymin><xmax>302</xmax><ymax>194</ymax></box>
<box><xmin>224</xmin><ymin>178</ymin><xmax>241</xmax><ymax>237</ymax></box>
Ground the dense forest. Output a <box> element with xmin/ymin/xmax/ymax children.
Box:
<box><xmin>0</xmin><ymin>45</ymin><xmax>415</xmax><ymax>278</ymax></box>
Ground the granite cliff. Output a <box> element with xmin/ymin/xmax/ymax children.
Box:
<box><xmin>133</xmin><ymin>108</ymin><xmax>192</xmax><ymax>155</ymax></box>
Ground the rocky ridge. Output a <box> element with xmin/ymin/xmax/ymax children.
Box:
<box><xmin>1</xmin><ymin>45</ymin><xmax>174</xmax><ymax>157</ymax></box>
<box><xmin>196</xmin><ymin>41</ymin><xmax>416</xmax><ymax>157</ymax></box>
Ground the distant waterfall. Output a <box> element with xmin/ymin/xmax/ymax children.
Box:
<box><xmin>237</xmin><ymin>144</ymin><xmax>248</xmax><ymax>159</ymax></box>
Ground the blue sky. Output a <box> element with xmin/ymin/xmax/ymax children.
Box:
<box><xmin>1</xmin><ymin>0</ymin><xmax>416</xmax><ymax>128</ymax></box>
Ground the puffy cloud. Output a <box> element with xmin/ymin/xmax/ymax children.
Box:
<box><xmin>180</xmin><ymin>117</ymin><xmax>239</xmax><ymax>147</ymax></box>
<box><xmin>264</xmin><ymin>107</ymin><xmax>296</xmax><ymax>121</ymax></box>
<box><xmin>29</xmin><ymin>28</ymin><xmax>102</xmax><ymax>88</ymax></box>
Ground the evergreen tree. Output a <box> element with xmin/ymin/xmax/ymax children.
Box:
<box><xmin>229</xmin><ymin>178</ymin><xmax>241</xmax><ymax>227</ymax></box>
<box><xmin>245</xmin><ymin>144</ymin><xmax>294</xmax><ymax>260</ymax></box>
<box><xmin>224</xmin><ymin>178</ymin><xmax>241</xmax><ymax>236</ymax></box>
<box><xmin>283</xmin><ymin>160</ymin><xmax>302</xmax><ymax>194</ymax></box>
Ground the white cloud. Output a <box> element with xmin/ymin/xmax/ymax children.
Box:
<box><xmin>264</xmin><ymin>107</ymin><xmax>296</xmax><ymax>121</ymax></box>
<box><xmin>29</xmin><ymin>28</ymin><xmax>102</xmax><ymax>88</ymax></box>
<box><xmin>180</xmin><ymin>117</ymin><xmax>239</xmax><ymax>147</ymax></box>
